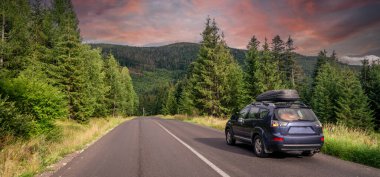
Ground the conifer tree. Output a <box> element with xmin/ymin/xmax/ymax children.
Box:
<box><xmin>312</xmin><ymin>50</ymin><xmax>329</xmax><ymax>80</ymax></box>
<box><xmin>176</xmin><ymin>79</ymin><xmax>196</xmax><ymax>115</ymax></box>
<box><xmin>0</xmin><ymin>0</ymin><xmax>31</xmax><ymax>75</ymax></box>
<box><xmin>253</xmin><ymin>42</ymin><xmax>285</xmax><ymax>94</ymax></box>
<box><xmin>283</xmin><ymin>36</ymin><xmax>301</xmax><ymax>88</ymax></box>
<box><xmin>335</xmin><ymin>69</ymin><xmax>374</xmax><ymax>130</ymax></box>
<box><xmin>120</xmin><ymin>67</ymin><xmax>137</xmax><ymax>115</ymax></box>
<box><xmin>312</xmin><ymin>63</ymin><xmax>374</xmax><ymax>129</ymax></box>
<box><xmin>360</xmin><ymin>59</ymin><xmax>380</xmax><ymax>129</ymax></box>
<box><xmin>161</xmin><ymin>83</ymin><xmax>177</xmax><ymax>115</ymax></box>
<box><xmin>311</xmin><ymin>63</ymin><xmax>340</xmax><ymax>123</ymax></box>
<box><xmin>244</xmin><ymin>35</ymin><xmax>260</xmax><ymax>101</ymax></box>
<box><xmin>104</xmin><ymin>54</ymin><xmax>122</xmax><ymax>116</ymax></box>
<box><xmin>188</xmin><ymin>17</ymin><xmax>244</xmax><ymax>116</ymax></box>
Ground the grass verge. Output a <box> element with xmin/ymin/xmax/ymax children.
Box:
<box><xmin>322</xmin><ymin>124</ymin><xmax>379</xmax><ymax>168</ymax></box>
<box><xmin>159</xmin><ymin>115</ymin><xmax>380</xmax><ymax>168</ymax></box>
<box><xmin>0</xmin><ymin>117</ymin><xmax>131</xmax><ymax>177</ymax></box>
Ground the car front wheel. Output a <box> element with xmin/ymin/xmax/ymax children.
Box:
<box><xmin>253</xmin><ymin>136</ymin><xmax>268</xmax><ymax>157</ymax></box>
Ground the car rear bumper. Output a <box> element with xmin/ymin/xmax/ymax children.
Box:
<box><xmin>266</xmin><ymin>134</ymin><xmax>324</xmax><ymax>152</ymax></box>
<box><xmin>279</xmin><ymin>144</ymin><xmax>322</xmax><ymax>151</ymax></box>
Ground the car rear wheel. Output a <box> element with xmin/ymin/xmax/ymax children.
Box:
<box><xmin>226</xmin><ymin>129</ymin><xmax>236</xmax><ymax>145</ymax></box>
<box><xmin>301</xmin><ymin>150</ymin><xmax>315</xmax><ymax>157</ymax></box>
<box><xmin>253</xmin><ymin>136</ymin><xmax>268</xmax><ymax>157</ymax></box>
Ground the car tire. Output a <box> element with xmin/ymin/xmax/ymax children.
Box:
<box><xmin>253</xmin><ymin>136</ymin><xmax>268</xmax><ymax>158</ymax></box>
<box><xmin>301</xmin><ymin>151</ymin><xmax>315</xmax><ymax>157</ymax></box>
<box><xmin>226</xmin><ymin>129</ymin><xmax>236</xmax><ymax>145</ymax></box>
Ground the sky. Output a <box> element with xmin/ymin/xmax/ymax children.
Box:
<box><xmin>72</xmin><ymin>0</ymin><xmax>380</xmax><ymax>56</ymax></box>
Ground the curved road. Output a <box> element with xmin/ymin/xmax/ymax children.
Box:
<box><xmin>53</xmin><ymin>117</ymin><xmax>380</xmax><ymax>177</ymax></box>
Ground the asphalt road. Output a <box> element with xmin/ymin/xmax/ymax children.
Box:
<box><xmin>53</xmin><ymin>117</ymin><xmax>380</xmax><ymax>177</ymax></box>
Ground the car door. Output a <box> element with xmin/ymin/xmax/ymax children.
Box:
<box><xmin>255</xmin><ymin>108</ymin><xmax>270</xmax><ymax>133</ymax></box>
<box><xmin>241</xmin><ymin>106</ymin><xmax>259</xmax><ymax>138</ymax></box>
<box><xmin>233</xmin><ymin>106</ymin><xmax>250</xmax><ymax>137</ymax></box>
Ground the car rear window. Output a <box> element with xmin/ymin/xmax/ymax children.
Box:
<box><xmin>275</xmin><ymin>108</ymin><xmax>317</xmax><ymax>122</ymax></box>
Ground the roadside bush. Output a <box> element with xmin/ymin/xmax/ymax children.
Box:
<box><xmin>0</xmin><ymin>74</ymin><xmax>68</xmax><ymax>135</ymax></box>
<box><xmin>0</xmin><ymin>96</ymin><xmax>35</xmax><ymax>140</ymax></box>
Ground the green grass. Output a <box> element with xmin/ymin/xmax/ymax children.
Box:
<box><xmin>160</xmin><ymin>115</ymin><xmax>380</xmax><ymax>168</ymax></box>
<box><xmin>322</xmin><ymin>124</ymin><xmax>380</xmax><ymax>168</ymax></box>
<box><xmin>0</xmin><ymin>117</ymin><xmax>131</xmax><ymax>177</ymax></box>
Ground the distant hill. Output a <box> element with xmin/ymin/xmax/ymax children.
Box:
<box><xmin>91</xmin><ymin>42</ymin><xmax>318</xmax><ymax>76</ymax></box>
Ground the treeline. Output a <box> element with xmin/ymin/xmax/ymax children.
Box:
<box><xmin>0</xmin><ymin>0</ymin><xmax>137</xmax><ymax>140</ymax></box>
<box><xmin>157</xmin><ymin>17</ymin><xmax>379</xmax><ymax>131</ymax></box>
<box><xmin>92</xmin><ymin>42</ymin><xmax>248</xmax><ymax>72</ymax></box>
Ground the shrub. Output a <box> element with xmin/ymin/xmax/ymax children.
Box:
<box><xmin>0</xmin><ymin>96</ymin><xmax>36</xmax><ymax>139</ymax></box>
<box><xmin>0</xmin><ymin>74</ymin><xmax>68</xmax><ymax>135</ymax></box>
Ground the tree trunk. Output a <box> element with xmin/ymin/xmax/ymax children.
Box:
<box><xmin>291</xmin><ymin>68</ymin><xmax>295</xmax><ymax>88</ymax></box>
<box><xmin>1</xmin><ymin>8</ymin><xmax>5</xmax><ymax>68</ymax></box>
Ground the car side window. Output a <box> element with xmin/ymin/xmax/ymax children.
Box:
<box><xmin>259</xmin><ymin>108</ymin><xmax>270</xmax><ymax>119</ymax></box>
<box><xmin>248</xmin><ymin>107</ymin><xmax>260</xmax><ymax>119</ymax></box>
<box><xmin>239</xmin><ymin>107</ymin><xmax>250</xmax><ymax>119</ymax></box>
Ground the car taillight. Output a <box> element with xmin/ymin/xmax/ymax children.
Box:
<box><xmin>271</xmin><ymin>120</ymin><xmax>288</xmax><ymax>127</ymax></box>
<box><xmin>273</xmin><ymin>137</ymin><xmax>284</xmax><ymax>142</ymax></box>
<box><xmin>271</xmin><ymin>120</ymin><xmax>279</xmax><ymax>127</ymax></box>
<box><xmin>321</xmin><ymin>136</ymin><xmax>324</xmax><ymax>142</ymax></box>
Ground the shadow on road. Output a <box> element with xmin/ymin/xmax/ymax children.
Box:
<box><xmin>194</xmin><ymin>138</ymin><xmax>305</xmax><ymax>159</ymax></box>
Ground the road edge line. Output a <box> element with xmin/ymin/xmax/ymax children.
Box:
<box><xmin>155</xmin><ymin>121</ymin><xmax>230</xmax><ymax>177</ymax></box>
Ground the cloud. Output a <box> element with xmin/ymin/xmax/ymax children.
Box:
<box><xmin>72</xmin><ymin>0</ymin><xmax>380</xmax><ymax>56</ymax></box>
<box><xmin>339</xmin><ymin>55</ymin><xmax>380</xmax><ymax>65</ymax></box>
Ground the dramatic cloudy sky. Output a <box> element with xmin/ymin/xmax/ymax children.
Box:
<box><xmin>72</xmin><ymin>0</ymin><xmax>380</xmax><ymax>56</ymax></box>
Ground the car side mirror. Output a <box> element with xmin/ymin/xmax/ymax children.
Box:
<box><xmin>231</xmin><ymin>113</ymin><xmax>238</xmax><ymax>120</ymax></box>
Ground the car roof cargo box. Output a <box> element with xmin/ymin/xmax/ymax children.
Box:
<box><xmin>256</xmin><ymin>89</ymin><xmax>300</xmax><ymax>102</ymax></box>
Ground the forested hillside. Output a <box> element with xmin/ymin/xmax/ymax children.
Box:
<box><xmin>92</xmin><ymin>42</ymin><xmax>318</xmax><ymax>76</ymax></box>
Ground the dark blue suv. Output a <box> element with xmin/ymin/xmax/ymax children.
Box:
<box><xmin>225</xmin><ymin>90</ymin><xmax>324</xmax><ymax>157</ymax></box>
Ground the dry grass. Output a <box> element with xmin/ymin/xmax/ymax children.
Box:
<box><xmin>159</xmin><ymin>114</ymin><xmax>228</xmax><ymax>131</ymax></box>
<box><xmin>161</xmin><ymin>115</ymin><xmax>380</xmax><ymax>168</ymax></box>
<box><xmin>0</xmin><ymin>117</ymin><xmax>131</xmax><ymax>177</ymax></box>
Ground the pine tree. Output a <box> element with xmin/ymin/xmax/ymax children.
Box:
<box><xmin>0</xmin><ymin>0</ymin><xmax>32</xmax><ymax>75</ymax></box>
<box><xmin>81</xmin><ymin>46</ymin><xmax>108</xmax><ymax>117</ymax></box>
<box><xmin>330</xmin><ymin>50</ymin><xmax>338</xmax><ymax>62</ymax></box>
<box><xmin>283</xmin><ymin>36</ymin><xmax>303</xmax><ymax>88</ymax></box>
<box><xmin>176</xmin><ymin>79</ymin><xmax>196</xmax><ymax>115</ymax></box>
<box><xmin>253</xmin><ymin>45</ymin><xmax>285</xmax><ymax>94</ymax></box>
<box><xmin>271</xmin><ymin>35</ymin><xmax>285</xmax><ymax>60</ymax></box>
<box><xmin>335</xmin><ymin>69</ymin><xmax>374</xmax><ymax>130</ymax></box>
<box><xmin>244</xmin><ymin>35</ymin><xmax>260</xmax><ymax>101</ymax></box>
<box><xmin>360</xmin><ymin>59</ymin><xmax>380</xmax><ymax>129</ymax></box>
<box><xmin>119</xmin><ymin>67</ymin><xmax>137</xmax><ymax>115</ymax></box>
<box><xmin>161</xmin><ymin>83</ymin><xmax>177</xmax><ymax>115</ymax></box>
<box><xmin>188</xmin><ymin>17</ymin><xmax>244</xmax><ymax>116</ymax></box>
<box><xmin>312</xmin><ymin>63</ymin><xmax>374</xmax><ymax>129</ymax></box>
<box><xmin>312</xmin><ymin>50</ymin><xmax>329</xmax><ymax>80</ymax></box>
<box><xmin>104</xmin><ymin>54</ymin><xmax>122</xmax><ymax>116</ymax></box>
<box><xmin>311</xmin><ymin>63</ymin><xmax>340</xmax><ymax>123</ymax></box>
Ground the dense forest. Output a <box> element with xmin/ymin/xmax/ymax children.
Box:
<box><xmin>0</xmin><ymin>0</ymin><xmax>137</xmax><ymax>140</ymax></box>
<box><xmin>92</xmin><ymin>42</ymin><xmax>323</xmax><ymax>116</ymax></box>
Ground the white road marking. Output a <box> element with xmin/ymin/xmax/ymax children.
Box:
<box><xmin>155</xmin><ymin>121</ymin><xmax>231</xmax><ymax>177</ymax></box>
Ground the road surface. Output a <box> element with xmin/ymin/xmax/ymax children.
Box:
<box><xmin>53</xmin><ymin>117</ymin><xmax>380</xmax><ymax>177</ymax></box>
